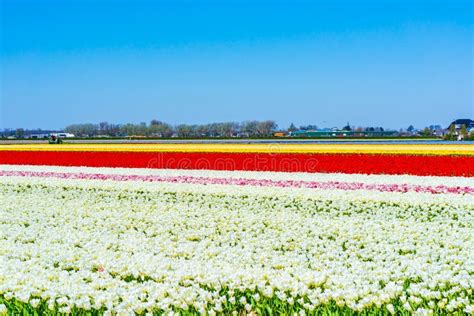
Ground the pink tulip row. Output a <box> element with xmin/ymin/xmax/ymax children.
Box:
<box><xmin>1</xmin><ymin>170</ymin><xmax>473</xmax><ymax>195</ymax></box>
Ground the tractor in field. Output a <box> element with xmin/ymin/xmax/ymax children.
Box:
<box><xmin>48</xmin><ymin>134</ymin><xmax>63</xmax><ymax>144</ymax></box>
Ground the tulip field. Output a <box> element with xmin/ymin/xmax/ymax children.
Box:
<box><xmin>0</xmin><ymin>143</ymin><xmax>473</xmax><ymax>315</ymax></box>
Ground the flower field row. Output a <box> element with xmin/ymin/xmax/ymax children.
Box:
<box><xmin>1</xmin><ymin>150</ymin><xmax>474</xmax><ymax>176</ymax></box>
<box><xmin>1</xmin><ymin>165</ymin><xmax>473</xmax><ymax>315</ymax></box>
<box><xmin>1</xmin><ymin>143</ymin><xmax>473</xmax><ymax>155</ymax></box>
<box><xmin>1</xmin><ymin>169</ymin><xmax>474</xmax><ymax>195</ymax></box>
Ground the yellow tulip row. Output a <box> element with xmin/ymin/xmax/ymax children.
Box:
<box><xmin>0</xmin><ymin>143</ymin><xmax>473</xmax><ymax>156</ymax></box>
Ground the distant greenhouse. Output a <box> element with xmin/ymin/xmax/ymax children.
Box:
<box><xmin>289</xmin><ymin>130</ymin><xmax>399</xmax><ymax>138</ymax></box>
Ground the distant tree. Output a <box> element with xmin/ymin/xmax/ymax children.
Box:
<box><xmin>99</xmin><ymin>122</ymin><xmax>109</xmax><ymax>133</ymax></box>
<box><xmin>288</xmin><ymin>123</ymin><xmax>297</xmax><ymax>132</ymax></box>
<box><xmin>407</xmin><ymin>125</ymin><xmax>415</xmax><ymax>133</ymax></box>
<box><xmin>299</xmin><ymin>125</ymin><xmax>318</xmax><ymax>131</ymax></box>
<box><xmin>119</xmin><ymin>123</ymin><xmax>135</xmax><ymax>136</ymax></box>
<box><xmin>176</xmin><ymin>124</ymin><xmax>194</xmax><ymax>138</ymax></box>
<box><xmin>422</xmin><ymin>127</ymin><xmax>432</xmax><ymax>137</ymax></box>
<box><xmin>82</xmin><ymin>124</ymin><xmax>98</xmax><ymax>137</ymax></box>
<box><xmin>217</xmin><ymin>122</ymin><xmax>238</xmax><ymax>137</ymax></box>
<box><xmin>148</xmin><ymin>124</ymin><xmax>160</xmax><ymax>136</ymax></box>
<box><xmin>107</xmin><ymin>124</ymin><xmax>121</xmax><ymax>136</ymax></box>
<box><xmin>161</xmin><ymin>124</ymin><xmax>174</xmax><ymax>137</ymax></box>
<box><xmin>149</xmin><ymin>122</ymin><xmax>173</xmax><ymax>137</ymax></box>
<box><xmin>445</xmin><ymin>124</ymin><xmax>456</xmax><ymax>141</ymax></box>
<box><xmin>208</xmin><ymin>123</ymin><xmax>219</xmax><ymax>137</ymax></box>
<box><xmin>256</xmin><ymin>120</ymin><xmax>277</xmax><ymax>137</ymax></box>
<box><xmin>60</xmin><ymin>119</ymin><xmax>283</xmax><ymax>139</ymax></box>
<box><xmin>242</xmin><ymin>121</ymin><xmax>259</xmax><ymax>137</ymax></box>
<box><xmin>195</xmin><ymin>124</ymin><xmax>209</xmax><ymax>137</ymax></box>
<box><xmin>64</xmin><ymin>125</ymin><xmax>77</xmax><ymax>135</ymax></box>
<box><xmin>15</xmin><ymin>128</ymin><xmax>25</xmax><ymax>138</ymax></box>
<box><xmin>460</xmin><ymin>124</ymin><xmax>468</xmax><ymax>140</ymax></box>
<box><xmin>64</xmin><ymin>124</ymin><xmax>98</xmax><ymax>137</ymax></box>
<box><xmin>150</xmin><ymin>119</ymin><xmax>164</xmax><ymax>126</ymax></box>
<box><xmin>129</xmin><ymin>123</ymin><xmax>147</xmax><ymax>136</ymax></box>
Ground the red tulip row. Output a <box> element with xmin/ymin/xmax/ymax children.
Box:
<box><xmin>1</xmin><ymin>150</ymin><xmax>473</xmax><ymax>177</ymax></box>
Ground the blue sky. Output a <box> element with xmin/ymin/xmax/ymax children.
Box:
<box><xmin>1</xmin><ymin>0</ymin><xmax>472</xmax><ymax>130</ymax></box>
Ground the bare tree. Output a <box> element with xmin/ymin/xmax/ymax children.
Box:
<box><xmin>15</xmin><ymin>128</ymin><xmax>25</xmax><ymax>138</ymax></box>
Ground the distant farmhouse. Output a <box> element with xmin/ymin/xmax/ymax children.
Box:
<box><xmin>289</xmin><ymin>130</ymin><xmax>399</xmax><ymax>138</ymax></box>
<box><xmin>29</xmin><ymin>133</ymin><xmax>50</xmax><ymax>139</ymax></box>
<box><xmin>448</xmin><ymin>119</ymin><xmax>474</xmax><ymax>140</ymax></box>
<box><xmin>15</xmin><ymin>132</ymin><xmax>75</xmax><ymax>139</ymax></box>
<box><xmin>50</xmin><ymin>132</ymin><xmax>75</xmax><ymax>138</ymax></box>
<box><xmin>287</xmin><ymin>122</ymin><xmax>399</xmax><ymax>138</ymax></box>
<box><xmin>289</xmin><ymin>122</ymin><xmax>399</xmax><ymax>138</ymax></box>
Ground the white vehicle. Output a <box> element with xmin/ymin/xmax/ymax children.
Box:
<box><xmin>50</xmin><ymin>133</ymin><xmax>75</xmax><ymax>138</ymax></box>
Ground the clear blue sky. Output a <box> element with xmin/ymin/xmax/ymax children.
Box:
<box><xmin>1</xmin><ymin>0</ymin><xmax>472</xmax><ymax>130</ymax></box>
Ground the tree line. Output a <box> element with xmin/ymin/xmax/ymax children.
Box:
<box><xmin>64</xmin><ymin>120</ymin><xmax>278</xmax><ymax>138</ymax></box>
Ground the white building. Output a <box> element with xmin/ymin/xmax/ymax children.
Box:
<box><xmin>50</xmin><ymin>133</ymin><xmax>75</xmax><ymax>138</ymax></box>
